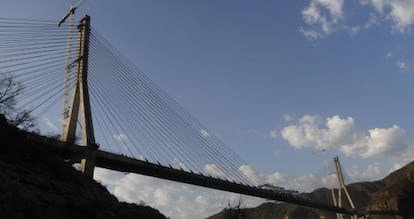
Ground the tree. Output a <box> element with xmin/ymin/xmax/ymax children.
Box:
<box><xmin>0</xmin><ymin>74</ymin><xmax>35</xmax><ymax>130</ymax></box>
<box><xmin>225</xmin><ymin>195</ymin><xmax>246</xmax><ymax>219</ymax></box>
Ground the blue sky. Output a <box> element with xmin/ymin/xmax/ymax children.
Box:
<box><xmin>3</xmin><ymin>0</ymin><xmax>414</xmax><ymax>218</ymax></box>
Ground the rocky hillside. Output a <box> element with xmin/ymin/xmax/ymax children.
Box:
<box><xmin>366</xmin><ymin>160</ymin><xmax>414</xmax><ymax>219</ymax></box>
<box><xmin>0</xmin><ymin>115</ymin><xmax>166</xmax><ymax>219</ymax></box>
<box><xmin>208</xmin><ymin>160</ymin><xmax>414</xmax><ymax>219</ymax></box>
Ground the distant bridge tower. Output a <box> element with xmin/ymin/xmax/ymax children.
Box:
<box><xmin>61</xmin><ymin>15</ymin><xmax>98</xmax><ymax>178</ymax></box>
<box><xmin>333</xmin><ymin>156</ymin><xmax>357</xmax><ymax>219</ymax></box>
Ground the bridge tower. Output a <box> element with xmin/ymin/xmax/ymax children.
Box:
<box><xmin>61</xmin><ymin>15</ymin><xmax>98</xmax><ymax>178</ymax></box>
<box><xmin>333</xmin><ymin>156</ymin><xmax>357</xmax><ymax>219</ymax></box>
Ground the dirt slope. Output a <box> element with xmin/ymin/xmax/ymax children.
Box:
<box><xmin>0</xmin><ymin>115</ymin><xmax>166</xmax><ymax>219</ymax></box>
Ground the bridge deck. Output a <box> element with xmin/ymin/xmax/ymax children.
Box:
<box><xmin>24</xmin><ymin>131</ymin><xmax>371</xmax><ymax>216</ymax></box>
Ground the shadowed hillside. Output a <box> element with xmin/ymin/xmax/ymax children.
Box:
<box><xmin>0</xmin><ymin>114</ymin><xmax>166</xmax><ymax>219</ymax></box>
<box><xmin>208</xmin><ymin>159</ymin><xmax>414</xmax><ymax>219</ymax></box>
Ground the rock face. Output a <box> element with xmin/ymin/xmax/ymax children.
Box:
<box><xmin>366</xmin><ymin>161</ymin><xmax>414</xmax><ymax>219</ymax></box>
<box><xmin>0</xmin><ymin>115</ymin><xmax>167</xmax><ymax>219</ymax></box>
<box><xmin>208</xmin><ymin>159</ymin><xmax>414</xmax><ymax>219</ymax></box>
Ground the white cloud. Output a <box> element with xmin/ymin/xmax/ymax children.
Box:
<box><xmin>265</xmin><ymin>172</ymin><xmax>287</xmax><ymax>186</ymax></box>
<box><xmin>362</xmin><ymin>125</ymin><xmax>405</xmax><ymax>158</ymax></box>
<box><xmin>239</xmin><ymin>164</ymin><xmax>263</xmax><ymax>185</ymax></box>
<box><xmin>91</xmin><ymin>169</ymin><xmax>275</xmax><ymax>218</ymax></box>
<box><xmin>389</xmin><ymin>142</ymin><xmax>414</xmax><ymax>171</ymax></box>
<box><xmin>396</xmin><ymin>60</ymin><xmax>410</xmax><ymax>72</ymax></box>
<box><xmin>281</xmin><ymin>115</ymin><xmax>407</xmax><ymax>159</ymax></box>
<box><xmin>388</xmin><ymin>1</ymin><xmax>414</xmax><ymax>33</ymax></box>
<box><xmin>386</xmin><ymin>51</ymin><xmax>393</xmax><ymax>59</ymax></box>
<box><xmin>347</xmin><ymin>162</ymin><xmax>382</xmax><ymax>181</ymax></box>
<box><xmin>94</xmin><ymin>158</ymin><xmax>394</xmax><ymax>219</ymax></box>
<box><xmin>290</xmin><ymin>174</ymin><xmax>320</xmax><ymax>192</ymax></box>
<box><xmin>360</xmin><ymin>0</ymin><xmax>387</xmax><ymax>13</ymax></box>
<box><xmin>265</xmin><ymin>171</ymin><xmax>328</xmax><ymax>192</ymax></box>
<box><xmin>200</xmin><ymin>129</ymin><xmax>210</xmax><ymax>138</ymax></box>
<box><xmin>265</xmin><ymin>172</ymin><xmax>329</xmax><ymax>193</ymax></box>
<box><xmin>94</xmin><ymin>168</ymin><xmax>264</xmax><ymax>219</ymax></box>
<box><xmin>299</xmin><ymin>0</ymin><xmax>414</xmax><ymax>39</ymax></box>
<box><xmin>172</xmin><ymin>158</ymin><xmax>190</xmax><ymax>171</ymax></box>
<box><xmin>113</xmin><ymin>133</ymin><xmax>129</xmax><ymax>142</ymax></box>
<box><xmin>349</xmin><ymin>25</ymin><xmax>361</xmax><ymax>36</ymax></box>
<box><xmin>204</xmin><ymin>164</ymin><xmax>265</xmax><ymax>184</ymax></box>
<box><xmin>300</xmin><ymin>0</ymin><xmax>345</xmax><ymax>39</ymax></box>
<box><xmin>204</xmin><ymin>164</ymin><xmax>226</xmax><ymax>178</ymax></box>
<box><xmin>283</xmin><ymin>114</ymin><xmax>293</xmax><ymax>122</ymax></box>
<box><xmin>320</xmin><ymin>174</ymin><xmax>338</xmax><ymax>188</ymax></box>
<box><xmin>362</xmin><ymin>0</ymin><xmax>414</xmax><ymax>33</ymax></box>
<box><xmin>299</xmin><ymin>28</ymin><xmax>322</xmax><ymax>40</ymax></box>
<box><xmin>365</xmin><ymin>13</ymin><xmax>381</xmax><ymax>29</ymax></box>
<box><xmin>43</xmin><ymin>117</ymin><xmax>59</xmax><ymax>131</ymax></box>
<box><xmin>280</xmin><ymin>115</ymin><xmax>355</xmax><ymax>150</ymax></box>
<box><xmin>269</xmin><ymin>129</ymin><xmax>278</xmax><ymax>139</ymax></box>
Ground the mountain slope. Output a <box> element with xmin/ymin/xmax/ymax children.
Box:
<box><xmin>208</xmin><ymin>160</ymin><xmax>414</xmax><ymax>219</ymax></box>
<box><xmin>0</xmin><ymin>114</ymin><xmax>166</xmax><ymax>219</ymax></box>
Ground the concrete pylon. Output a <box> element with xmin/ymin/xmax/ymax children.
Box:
<box><xmin>62</xmin><ymin>15</ymin><xmax>97</xmax><ymax>178</ymax></box>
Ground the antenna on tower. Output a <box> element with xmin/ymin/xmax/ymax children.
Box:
<box><xmin>58</xmin><ymin>0</ymin><xmax>86</xmax><ymax>27</ymax></box>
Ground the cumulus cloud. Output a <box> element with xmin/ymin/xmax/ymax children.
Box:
<box><xmin>280</xmin><ymin>115</ymin><xmax>355</xmax><ymax>150</ymax></box>
<box><xmin>94</xmin><ymin>168</ymin><xmax>264</xmax><ymax>219</ymax></box>
<box><xmin>203</xmin><ymin>164</ymin><xmax>264</xmax><ymax>185</ymax></box>
<box><xmin>269</xmin><ymin>129</ymin><xmax>278</xmax><ymax>139</ymax></box>
<box><xmin>349</xmin><ymin>25</ymin><xmax>361</xmax><ymax>36</ymax></box>
<box><xmin>387</xmin><ymin>1</ymin><xmax>414</xmax><ymax>33</ymax></box>
<box><xmin>396</xmin><ymin>60</ymin><xmax>410</xmax><ymax>72</ymax></box>
<box><xmin>299</xmin><ymin>28</ymin><xmax>322</xmax><ymax>39</ymax></box>
<box><xmin>361</xmin><ymin>0</ymin><xmax>414</xmax><ymax>33</ymax></box>
<box><xmin>172</xmin><ymin>158</ymin><xmax>190</xmax><ymax>171</ymax></box>
<box><xmin>389</xmin><ymin>142</ymin><xmax>414</xmax><ymax>171</ymax></box>
<box><xmin>112</xmin><ymin>133</ymin><xmax>133</xmax><ymax>153</ymax></box>
<box><xmin>43</xmin><ymin>116</ymin><xmax>59</xmax><ymax>131</ymax></box>
<box><xmin>299</xmin><ymin>0</ymin><xmax>414</xmax><ymax>39</ymax></box>
<box><xmin>266</xmin><ymin>172</ymin><xmax>288</xmax><ymax>186</ymax></box>
<box><xmin>94</xmin><ymin>157</ymin><xmax>395</xmax><ymax>219</ymax></box>
<box><xmin>280</xmin><ymin>115</ymin><xmax>407</xmax><ymax>159</ymax></box>
<box><xmin>200</xmin><ymin>129</ymin><xmax>210</xmax><ymax>138</ymax></box>
<box><xmin>283</xmin><ymin>114</ymin><xmax>293</xmax><ymax>122</ymax></box>
<box><xmin>321</xmin><ymin>174</ymin><xmax>339</xmax><ymax>188</ymax></box>
<box><xmin>365</xmin><ymin>12</ymin><xmax>381</xmax><ymax>29</ymax></box>
<box><xmin>386</xmin><ymin>51</ymin><xmax>393</xmax><ymax>59</ymax></box>
<box><xmin>239</xmin><ymin>164</ymin><xmax>263</xmax><ymax>185</ymax></box>
<box><xmin>347</xmin><ymin>162</ymin><xmax>382</xmax><ymax>181</ymax></box>
<box><xmin>265</xmin><ymin>172</ymin><xmax>320</xmax><ymax>192</ymax></box>
<box><xmin>93</xmin><ymin>168</ymin><xmax>323</xmax><ymax>218</ymax></box>
<box><xmin>204</xmin><ymin>164</ymin><xmax>227</xmax><ymax>178</ymax></box>
<box><xmin>300</xmin><ymin>0</ymin><xmax>345</xmax><ymax>39</ymax></box>
<box><xmin>113</xmin><ymin>133</ymin><xmax>129</xmax><ymax>142</ymax></box>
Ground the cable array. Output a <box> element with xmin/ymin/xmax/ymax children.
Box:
<box><xmin>88</xmin><ymin>29</ymin><xmax>266</xmax><ymax>186</ymax></box>
<box><xmin>0</xmin><ymin>17</ymin><xmax>365</xmax><ymax>210</ymax></box>
<box><xmin>0</xmin><ymin>17</ymin><xmax>293</xmax><ymax>188</ymax></box>
<box><xmin>0</xmin><ymin>17</ymin><xmax>77</xmax><ymax>132</ymax></box>
<box><xmin>0</xmin><ymin>17</ymin><xmax>266</xmax><ymax>186</ymax></box>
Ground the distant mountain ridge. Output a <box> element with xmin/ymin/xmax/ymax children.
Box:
<box><xmin>208</xmin><ymin>158</ymin><xmax>414</xmax><ymax>219</ymax></box>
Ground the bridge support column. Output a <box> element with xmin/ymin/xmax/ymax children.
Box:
<box><xmin>62</xmin><ymin>15</ymin><xmax>97</xmax><ymax>178</ymax></box>
<box><xmin>81</xmin><ymin>143</ymin><xmax>98</xmax><ymax>177</ymax></box>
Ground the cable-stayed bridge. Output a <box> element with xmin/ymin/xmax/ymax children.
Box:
<box><xmin>0</xmin><ymin>16</ymin><xmax>395</xmax><ymax>217</ymax></box>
